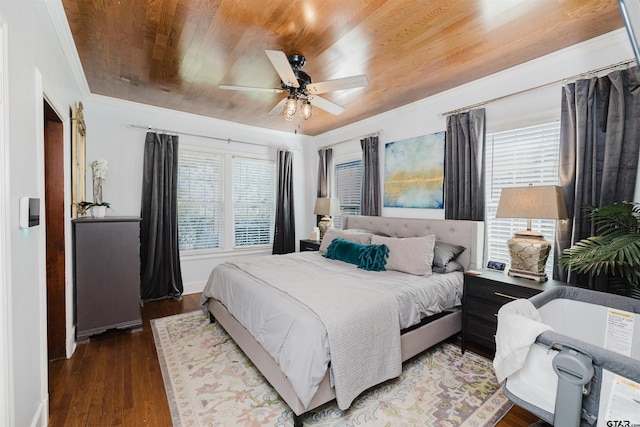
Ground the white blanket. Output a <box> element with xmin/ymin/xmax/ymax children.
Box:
<box><xmin>230</xmin><ymin>255</ymin><xmax>402</xmax><ymax>410</ymax></box>
<box><xmin>493</xmin><ymin>298</ymin><xmax>553</xmax><ymax>382</ymax></box>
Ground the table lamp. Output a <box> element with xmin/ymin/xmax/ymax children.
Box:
<box><xmin>495</xmin><ymin>184</ymin><xmax>568</xmax><ymax>282</ymax></box>
<box><xmin>314</xmin><ymin>197</ymin><xmax>341</xmax><ymax>239</ymax></box>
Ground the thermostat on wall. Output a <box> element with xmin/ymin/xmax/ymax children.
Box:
<box><xmin>19</xmin><ymin>197</ymin><xmax>40</xmax><ymax>229</ymax></box>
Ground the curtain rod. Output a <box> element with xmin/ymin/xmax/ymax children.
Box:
<box><xmin>440</xmin><ymin>58</ymin><xmax>637</xmax><ymax>117</ymax></box>
<box><xmin>127</xmin><ymin>124</ymin><xmax>298</xmax><ymax>151</ymax></box>
<box><xmin>320</xmin><ymin>129</ymin><xmax>383</xmax><ymax>149</ymax></box>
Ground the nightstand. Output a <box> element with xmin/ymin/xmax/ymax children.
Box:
<box><xmin>300</xmin><ymin>239</ymin><xmax>321</xmax><ymax>252</ymax></box>
<box><xmin>462</xmin><ymin>269</ymin><xmax>566</xmax><ymax>353</ymax></box>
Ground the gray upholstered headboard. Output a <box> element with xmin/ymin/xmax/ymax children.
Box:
<box><xmin>342</xmin><ymin>215</ymin><xmax>485</xmax><ymax>271</ymax></box>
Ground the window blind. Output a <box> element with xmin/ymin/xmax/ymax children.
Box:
<box><xmin>233</xmin><ymin>157</ymin><xmax>275</xmax><ymax>247</ymax></box>
<box><xmin>333</xmin><ymin>159</ymin><xmax>362</xmax><ymax>229</ymax></box>
<box><xmin>485</xmin><ymin>122</ymin><xmax>561</xmax><ymax>278</ymax></box>
<box><xmin>177</xmin><ymin>150</ymin><xmax>224</xmax><ymax>251</ymax></box>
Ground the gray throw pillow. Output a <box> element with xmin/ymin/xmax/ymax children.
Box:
<box><xmin>433</xmin><ymin>241</ymin><xmax>466</xmax><ymax>270</ymax></box>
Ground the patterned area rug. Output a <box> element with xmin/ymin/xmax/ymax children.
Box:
<box><xmin>152</xmin><ymin>311</ymin><xmax>512</xmax><ymax>426</ymax></box>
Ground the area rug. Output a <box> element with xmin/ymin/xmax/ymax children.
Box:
<box><xmin>152</xmin><ymin>311</ymin><xmax>512</xmax><ymax>427</ymax></box>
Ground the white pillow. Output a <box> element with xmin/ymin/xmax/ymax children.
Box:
<box><xmin>318</xmin><ymin>228</ymin><xmax>373</xmax><ymax>253</ymax></box>
<box><xmin>370</xmin><ymin>234</ymin><xmax>436</xmax><ymax>275</ymax></box>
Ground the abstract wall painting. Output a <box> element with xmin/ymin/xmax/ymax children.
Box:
<box><xmin>383</xmin><ymin>132</ymin><xmax>445</xmax><ymax>209</ymax></box>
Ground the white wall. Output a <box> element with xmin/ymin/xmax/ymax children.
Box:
<box><xmin>82</xmin><ymin>96</ymin><xmax>312</xmax><ymax>294</ymax></box>
<box><xmin>0</xmin><ymin>1</ymin><xmax>85</xmax><ymax>426</ymax></box>
<box><xmin>307</xmin><ymin>28</ymin><xmax>638</xmax><ymax>236</ymax></box>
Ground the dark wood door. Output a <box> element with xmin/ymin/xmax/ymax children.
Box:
<box><xmin>44</xmin><ymin>100</ymin><xmax>66</xmax><ymax>361</ymax></box>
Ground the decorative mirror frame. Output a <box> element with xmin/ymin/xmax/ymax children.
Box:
<box><xmin>71</xmin><ymin>102</ymin><xmax>86</xmax><ymax>218</ymax></box>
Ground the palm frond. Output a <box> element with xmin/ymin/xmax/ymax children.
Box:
<box><xmin>559</xmin><ymin>202</ymin><xmax>640</xmax><ymax>297</ymax></box>
<box><xmin>590</xmin><ymin>202</ymin><xmax>640</xmax><ymax>237</ymax></box>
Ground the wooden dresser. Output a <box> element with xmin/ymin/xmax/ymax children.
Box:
<box><xmin>73</xmin><ymin>217</ymin><xmax>142</xmax><ymax>341</ymax></box>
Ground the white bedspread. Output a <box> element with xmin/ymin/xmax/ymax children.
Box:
<box><xmin>201</xmin><ymin>252</ymin><xmax>463</xmax><ymax>409</ymax></box>
<box><xmin>231</xmin><ymin>255</ymin><xmax>401</xmax><ymax>410</ymax></box>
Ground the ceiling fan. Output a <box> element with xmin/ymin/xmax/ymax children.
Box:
<box><xmin>219</xmin><ymin>50</ymin><xmax>369</xmax><ymax>121</ymax></box>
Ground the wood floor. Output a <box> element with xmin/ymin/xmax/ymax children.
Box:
<box><xmin>48</xmin><ymin>293</ymin><xmax>539</xmax><ymax>426</ymax></box>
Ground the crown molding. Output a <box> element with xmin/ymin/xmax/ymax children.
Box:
<box><xmin>44</xmin><ymin>0</ymin><xmax>90</xmax><ymax>98</ymax></box>
<box><xmin>85</xmin><ymin>93</ymin><xmax>312</xmax><ymax>145</ymax></box>
<box><xmin>314</xmin><ymin>28</ymin><xmax>630</xmax><ymax>145</ymax></box>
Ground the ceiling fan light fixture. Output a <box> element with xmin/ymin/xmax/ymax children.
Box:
<box><xmin>300</xmin><ymin>99</ymin><xmax>312</xmax><ymax>120</ymax></box>
<box><xmin>283</xmin><ymin>95</ymin><xmax>297</xmax><ymax>120</ymax></box>
<box><xmin>223</xmin><ymin>50</ymin><xmax>368</xmax><ymax>122</ymax></box>
<box><xmin>283</xmin><ymin>110</ymin><xmax>296</xmax><ymax>121</ymax></box>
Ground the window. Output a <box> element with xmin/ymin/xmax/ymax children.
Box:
<box><xmin>233</xmin><ymin>157</ymin><xmax>275</xmax><ymax>247</ymax></box>
<box><xmin>177</xmin><ymin>148</ymin><xmax>276</xmax><ymax>253</ymax></box>
<box><xmin>178</xmin><ymin>150</ymin><xmax>224</xmax><ymax>251</ymax></box>
<box><xmin>333</xmin><ymin>159</ymin><xmax>362</xmax><ymax>229</ymax></box>
<box><xmin>485</xmin><ymin>122</ymin><xmax>561</xmax><ymax>278</ymax></box>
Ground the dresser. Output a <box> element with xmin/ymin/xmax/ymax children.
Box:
<box><xmin>73</xmin><ymin>217</ymin><xmax>142</xmax><ymax>341</ymax></box>
<box><xmin>462</xmin><ymin>269</ymin><xmax>565</xmax><ymax>352</ymax></box>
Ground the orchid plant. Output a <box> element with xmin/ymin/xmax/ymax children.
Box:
<box><xmin>78</xmin><ymin>159</ymin><xmax>111</xmax><ymax>213</ymax></box>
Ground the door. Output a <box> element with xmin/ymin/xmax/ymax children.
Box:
<box><xmin>44</xmin><ymin>99</ymin><xmax>66</xmax><ymax>361</ymax></box>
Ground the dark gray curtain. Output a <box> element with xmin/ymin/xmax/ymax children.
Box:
<box><xmin>316</xmin><ymin>148</ymin><xmax>332</xmax><ymax>224</ymax></box>
<box><xmin>317</xmin><ymin>148</ymin><xmax>332</xmax><ymax>198</ymax></box>
<box><xmin>140</xmin><ymin>132</ymin><xmax>183</xmax><ymax>302</ymax></box>
<box><xmin>444</xmin><ymin>108</ymin><xmax>486</xmax><ymax>220</ymax></box>
<box><xmin>273</xmin><ymin>150</ymin><xmax>295</xmax><ymax>254</ymax></box>
<box><xmin>555</xmin><ymin>66</ymin><xmax>640</xmax><ymax>283</ymax></box>
<box><xmin>360</xmin><ymin>135</ymin><xmax>381</xmax><ymax>216</ymax></box>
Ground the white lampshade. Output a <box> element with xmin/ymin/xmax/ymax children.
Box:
<box><xmin>496</xmin><ymin>185</ymin><xmax>568</xmax><ymax>222</ymax></box>
<box><xmin>313</xmin><ymin>197</ymin><xmax>341</xmax><ymax>216</ymax></box>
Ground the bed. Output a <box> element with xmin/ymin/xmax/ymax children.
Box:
<box><xmin>201</xmin><ymin>215</ymin><xmax>484</xmax><ymax>425</ymax></box>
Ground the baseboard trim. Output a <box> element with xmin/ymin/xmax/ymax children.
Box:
<box><xmin>30</xmin><ymin>395</ymin><xmax>48</xmax><ymax>427</ymax></box>
<box><xmin>183</xmin><ymin>280</ymin><xmax>206</xmax><ymax>296</ymax></box>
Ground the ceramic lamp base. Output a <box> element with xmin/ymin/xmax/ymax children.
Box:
<box><xmin>318</xmin><ymin>215</ymin><xmax>334</xmax><ymax>240</ymax></box>
<box><xmin>506</xmin><ymin>230</ymin><xmax>550</xmax><ymax>282</ymax></box>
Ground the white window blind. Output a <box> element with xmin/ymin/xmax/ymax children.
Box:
<box><xmin>178</xmin><ymin>150</ymin><xmax>224</xmax><ymax>251</ymax></box>
<box><xmin>333</xmin><ymin>159</ymin><xmax>362</xmax><ymax>229</ymax></box>
<box><xmin>233</xmin><ymin>157</ymin><xmax>275</xmax><ymax>247</ymax></box>
<box><xmin>485</xmin><ymin>122</ymin><xmax>561</xmax><ymax>278</ymax></box>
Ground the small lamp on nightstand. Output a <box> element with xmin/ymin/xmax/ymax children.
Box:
<box><xmin>495</xmin><ymin>184</ymin><xmax>568</xmax><ymax>282</ymax></box>
<box><xmin>314</xmin><ymin>197</ymin><xmax>341</xmax><ymax>239</ymax></box>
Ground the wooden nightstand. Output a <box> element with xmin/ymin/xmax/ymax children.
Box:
<box><xmin>300</xmin><ymin>239</ymin><xmax>321</xmax><ymax>252</ymax></box>
<box><xmin>462</xmin><ymin>269</ymin><xmax>566</xmax><ymax>353</ymax></box>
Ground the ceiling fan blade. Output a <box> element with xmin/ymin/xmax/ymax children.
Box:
<box><xmin>268</xmin><ymin>98</ymin><xmax>287</xmax><ymax>115</ymax></box>
<box><xmin>218</xmin><ymin>84</ymin><xmax>284</xmax><ymax>93</ymax></box>
<box><xmin>265</xmin><ymin>50</ymin><xmax>300</xmax><ymax>88</ymax></box>
<box><xmin>310</xmin><ymin>95</ymin><xmax>345</xmax><ymax>115</ymax></box>
<box><xmin>306</xmin><ymin>74</ymin><xmax>369</xmax><ymax>94</ymax></box>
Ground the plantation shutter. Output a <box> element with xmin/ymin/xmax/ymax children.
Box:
<box><xmin>233</xmin><ymin>156</ymin><xmax>276</xmax><ymax>247</ymax></box>
<box><xmin>334</xmin><ymin>159</ymin><xmax>362</xmax><ymax>229</ymax></box>
<box><xmin>177</xmin><ymin>150</ymin><xmax>224</xmax><ymax>251</ymax></box>
<box><xmin>485</xmin><ymin>122</ymin><xmax>561</xmax><ymax>278</ymax></box>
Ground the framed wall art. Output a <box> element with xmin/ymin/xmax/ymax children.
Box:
<box><xmin>71</xmin><ymin>102</ymin><xmax>86</xmax><ymax>218</ymax></box>
<box><xmin>383</xmin><ymin>132</ymin><xmax>445</xmax><ymax>209</ymax></box>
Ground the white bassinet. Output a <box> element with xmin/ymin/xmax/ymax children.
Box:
<box><xmin>495</xmin><ymin>287</ymin><xmax>640</xmax><ymax>427</ymax></box>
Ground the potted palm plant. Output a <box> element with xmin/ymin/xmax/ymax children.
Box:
<box><xmin>558</xmin><ymin>201</ymin><xmax>640</xmax><ymax>299</ymax></box>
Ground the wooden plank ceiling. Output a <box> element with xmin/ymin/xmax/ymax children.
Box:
<box><xmin>62</xmin><ymin>0</ymin><xmax>624</xmax><ymax>136</ymax></box>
